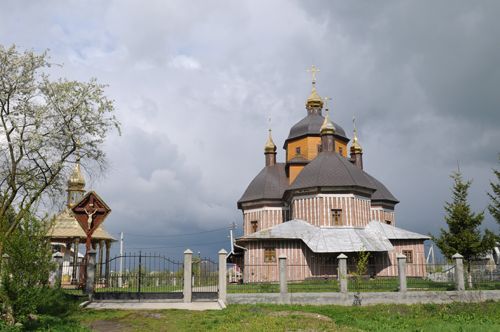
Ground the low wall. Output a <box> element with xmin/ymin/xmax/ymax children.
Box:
<box><xmin>227</xmin><ymin>290</ymin><xmax>500</xmax><ymax>306</ymax></box>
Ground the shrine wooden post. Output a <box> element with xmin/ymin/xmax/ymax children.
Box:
<box><xmin>71</xmin><ymin>191</ymin><xmax>111</xmax><ymax>287</ymax></box>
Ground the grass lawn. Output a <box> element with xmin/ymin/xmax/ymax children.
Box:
<box><xmin>227</xmin><ymin>278</ymin><xmax>459</xmax><ymax>293</ymax></box>
<box><xmin>35</xmin><ymin>300</ymin><xmax>498</xmax><ymax>331</ymax></box>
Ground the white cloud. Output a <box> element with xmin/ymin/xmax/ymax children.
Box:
<box><xmin>168</xmin><ymin>55</ymin><xmax>201</xmax><ymax>70</ymax></box>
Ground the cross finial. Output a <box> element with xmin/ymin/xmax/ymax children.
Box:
<box><xmin>323</xmin><ymin>97</ymin><xmax>331</xmax><ymax>110</ymax></box>
<box><xmin>307</xmin><ymin>65</ymin><xmax>320</xmax><ymax>84</ymax></box>
<box><xmin>353</xmin><ymin>116</ymin><xmax>357</xmax><ymax>136</ymax></box>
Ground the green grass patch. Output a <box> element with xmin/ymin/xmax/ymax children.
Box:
<box><xmin>228</xmin><ymin>278</ymin><xmax>458</xmax><ymax>293</ymax></box>
<box><xmin>66</xmin><ymin>301</ymin><xmax>500</xmax><ymax>332</ymax></box>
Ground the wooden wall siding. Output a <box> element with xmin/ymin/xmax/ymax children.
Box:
<box><xmin>243</xmin><ymin>208</ymin><xmax>284</xmax><ymax>236</ymax></box>
<box><xmin>242</xmin><ymin>240</ymin><xmax>342</xmax><ymax>283</ymax></box>
<box><xmin>241</xmin><ymin>240</ymin><xmax>428</xmax><ymax>282</ymax></box>
<box><xmin>370</xmin><ymin>207</ymin><xmax>396</xmax><ymax>225</ymax></box>
<box><xmin>291</xmin><ymin>195</ymin><xmax>371</xmax><ymax>227</ymax></box>
<box><xmin>388</xmin><ymin>240</ymin><xmax>427</xmax><ymax>277</ymax></box>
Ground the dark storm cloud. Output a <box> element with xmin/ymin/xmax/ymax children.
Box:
<box><xmin>1</xmin><ymin>0</ymin><xmax>499</xmax><ymax>256</ymax></box>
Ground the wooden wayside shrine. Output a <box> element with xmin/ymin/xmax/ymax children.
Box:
<box><xmin>71</xmin><ymin>191</ymin><xmax>111</xmax><ymax>286</ymax></box>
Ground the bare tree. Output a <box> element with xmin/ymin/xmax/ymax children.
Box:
<box><xmin>0</xmin><ymin>45</ymin><xmax>120</xmax><ymax>258</ymax></box>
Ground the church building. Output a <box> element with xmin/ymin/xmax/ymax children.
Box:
<box><xmin>229</xmin><ymin>68</ymin><xmax>429</xmax><ymax>282</ymax></box>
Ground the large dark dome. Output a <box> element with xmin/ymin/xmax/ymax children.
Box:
<box><xmin>237</xmin><ymin>163</ymin><xmax>288</xmax><ymax>207</ymax></box>
<box><xmin>289</xmin><ymin>151</ymin><xmax>375</xmax><ymax>192</ymax></box>
<box><xmin>285</xmin><ymin>112</ymin><xmax>348</xmax><ymax>145</ymax></box>
<box><xmin>364</xmin><ymin>172</ymin><xmax>399</xmax><ymax>204</ymax></box>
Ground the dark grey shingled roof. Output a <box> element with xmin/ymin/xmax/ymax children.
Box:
<box><xmin>238</xmin><ymin>163</ymin><xmax>288</xmax><ymax>205</ymax></box>
<box><xmin>285</xmin><ymin>112</ymin><xmax>348</xmax><ymax>144</ymax></box>
<box><xmin>364</xmin><ymin>172</ymin><xmax>399</xmax><ymax>204</ymax></box>
<box><xmin>289</xmin><ymin>151</ymin><xmax>376</xmax><ymax>191</ymax></box>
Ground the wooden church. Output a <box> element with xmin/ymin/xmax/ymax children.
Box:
<box><xmin>229</xmin><ymin>67</ymin><xmax>429</xmax><ymax>282</ymax></box>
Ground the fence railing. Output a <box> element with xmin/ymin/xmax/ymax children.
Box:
<box><xmin>226</xmin><ymin>254</ymin><xmax>500</xmax><ymax>295</ymax></box>
<box><xmin>466</xmin><ymin>262</ymin><xmax>500</xmax><ymax>290</ymax></box>
<box><xmin>227</xmin><ymin>264</ymin><xmax>280</xmax><ymax>293</ymax></box>
<box><xmin>94</xmin><ymin>252</ymin><xmax>184</xmax><ymax>293</ymax></box>
<box><xmin>72</xmin><ymin>249</ymin><xmax>500</xmax><ymax>304</ymax></box>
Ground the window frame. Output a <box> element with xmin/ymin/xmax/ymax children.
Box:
<box><xmin>264</xmin><ymin>247</ymin><xmax>276</xmax><ymax>263</ymax></box>
<box><xmin>402</xmin><ymin>250</ymin><xmax>413</xmax><ymax>264</ymax></box>
<box><xmin>250</xmin><ymin>220</ymin><xmax>258</xmax><ymax>233</ymax></box>
<box><xmin>331</xmin><ymin>209</ymin><xmax>342</xmax><ymax>226</ymax></box>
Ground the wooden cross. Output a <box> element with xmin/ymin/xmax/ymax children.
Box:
<box><xmin>72</xmin><ymin>191</ymin><xmax>111</xmax><ymax>253</ymax></box>
<box><xmin>307</xmin><ymin>65</ymin><xmax>320</xmax><ymax>84</ymax></box>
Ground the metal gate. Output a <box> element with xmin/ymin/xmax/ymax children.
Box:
<box><xmin>192</xmin><ymin>257</ymin><xmax>218</xmax><ymax>300</ymax></box>
<box><xmin>94</xmin><ymin>252</ymin><xmax>184</xmax><ymax>300</ymax></box>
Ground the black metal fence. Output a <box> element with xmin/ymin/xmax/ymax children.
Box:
<box><xmin>94</xmin><ymin>252</ymin><xmax>184</xmax><ymax>299</ymax></box>
<box><xmin>192</xmin><ymin>257</ymin><xmax>218</xmax><ymax>300</ymax></box>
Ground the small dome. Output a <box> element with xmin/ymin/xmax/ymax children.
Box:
<box><xmin>320</xmin><ymin>110</ymin><xmax>335</xmax><ymax>135</ymax></box>
<box><xmin>67</xmin><ymin>163</ymin><xmax>85</xmax><ymax>188</ymax></box>
<box><xmin>306</xmin><ymin>85</ymin><xmax>324</xmax><ymax>109</ymax></box>
<box><xmin>238</xmin><ymin>163</ymin><xmax>288</xmax><ymax>207</ymax></box>
<box><xmin>264</xmin><ymin>129</ymin><xmax>277</xmax><ymax>153</ymax></box>
<box><xmin>289</xmin><ymin>151</ymin><xmax>376</xmax><ymax>192</ymax></box>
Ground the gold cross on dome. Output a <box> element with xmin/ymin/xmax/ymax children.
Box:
<box><xmin>323</xmin><ymin>97</ymin><xmax>331</xmax><ymax>110</ymax></box>
<box><xmin>307</xmin><ymin>65</ymin><xmax>320</xmax><ymax>84</ymax></box>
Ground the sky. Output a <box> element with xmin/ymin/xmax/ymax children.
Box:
<box><xmin>1</xmin><ymin>0</ymin><xmax>499</xmax><ymax>259</ymax></box>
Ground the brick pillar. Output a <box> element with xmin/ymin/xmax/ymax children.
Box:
<box><xmin>337</xmin><ymin>253</ymin><xmax>348</xmax><ymax>293</ymax></box>
<box><xmin>183</xmin><ymin>249</ymin><xmax>193</xmax><ymax>303</ymax></box>
<box><xmin>85</xmin><ymin>249</ymin><xmax>97</xmax><ymax>300</ymax></box>
<box><xmin>397</xmin><ymin>253</ymin><xmax>407</xmax><ymax>292</ymax></box>
<box><xmin>452</xmin><ymin>253</ymin><xmax>465</xmax><ymax>291</ymax></box>
<box><xmin>218</xmin><ymin>249</ymin><xmax>227</xmax><ymax>304</ymax></box>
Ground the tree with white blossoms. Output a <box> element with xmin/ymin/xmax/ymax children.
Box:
<box><xmin>0</xmin><ymin>45</ymin><xmax>120</xmax><ymax>263</ymax></box>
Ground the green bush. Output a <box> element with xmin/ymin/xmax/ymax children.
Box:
<box><xmin>1</xmin><ymin>215</ymin><xmax>60</xmax><ymax>324</ymax></box>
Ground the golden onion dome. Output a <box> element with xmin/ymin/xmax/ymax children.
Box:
<box><xmin>264</xmin><ymin>129</ymin><xmax>277</xmax><ymax>153</ymax></box>
<box><xmin>320</xmin><ymin>98</ymin><xmax>335</xmax><ymax>135</ymax></box>
<box><xmin>350</xmin><ymin>133</ymin><xmax>363</xmax><ymax>153</ymax></box>
<box><xmin>350</xmin><ymin>118</ymin><xmax>363</xmax><ymax>153</ymax></box>
<box><xmin>306</xmin><ymin>84</ymin><xmax>324</xmax><ymax>110</ymax></box>
<box><xmin>67</xmin><ymin>163</ymin><xmax>86</xmax><ymax>189</ymax></box>
<box><xmin>305</xmin><ymin>65</ymin><xmax>323</xmax><ymax>110</ymax></box>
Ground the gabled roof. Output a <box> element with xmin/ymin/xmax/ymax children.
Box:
<box><xmin>237</xmin><ymin>219</ymin><xmax>429</xmax><ymax>253</ymax></box>
<box><xmin>238</xmin><ymin>219</ymin><xmax>394</xmax><ymax>252</ymax></box>
<box><xmin>365</xmin><ymin>221</ymin><xmax>430</xmax><ymax>240</ymax></box>
<box><xmin>238</xmin><ymin>163</ymin><xmax>288</xmax><ymax>206</ymax></box>
<box><xmin>289</xmin><ymin>151</ymin><xmax>376</xmax><ymax>192</ymax></box>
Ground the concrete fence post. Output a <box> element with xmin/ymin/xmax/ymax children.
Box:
<box><xmin>85</xmin><ymin>250</ymin><xmax>97</xmax><ymax>300</ymax></box>
<box><xmin>279</xmin><ymin>255</ymin><xmax>288</xmax><ymax>301</ymax></box>
<box><xmin>183</xmin><ymin>249</ymin><xmax>193</xmax><ymax>303</ymax></box>
<box><xmin>452</xmin><ymin>253</ymin><xmax>465</xmax><ymax>291</ymax></box>
<box><xmin>397</xmin><ymin>253</ymin><xmax>407</xmax><ymax>292</ymax></box>
<box><xmin>218</xmin><ymin>249</ymin><xmax>227</xmax><ymax>304</ymax></box>
<box><xmin>337</xmin><ymin>253</ymin><xmax>348</xmax><ymax>293</ymax></box>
